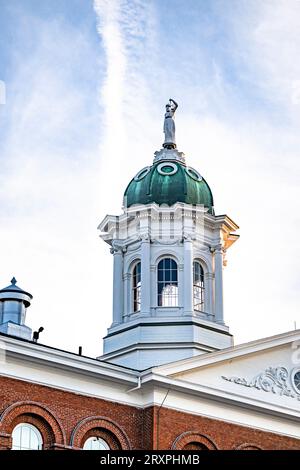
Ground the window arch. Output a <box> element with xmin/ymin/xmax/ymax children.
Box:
<box><xmin>193</xmin><ymin>261</ymin><xmax>205</xmax><ymax>312</ymax></box>
<box><xmin>12</xmin><ymin>423</ymin><xmax>43</xmax><ymax>450</ymax></box>
<box><xmin>182</xmin><ymin>442</ymin><xmax>209</xmax><ymax>450</ymax></box>
<box><xmin>132</xmin><ymin>262</ymin><xmax>141</xmax><ymax>312</ymax></box>
<box><xmin>158</xmin><ymin>258</ymin><xmax>178</xmax><ymax>307</ymax></box>
<box><xmin>71</xmin><ymin>417</ymin><xmax>131</xmax><ymax>449</ymax></box>
<box><xmin>172</xmin><ymin>431</ymin><xmax>218</xmax><ymax>450</ymax></box>
<box><xmin>83</xmin><ymin>436</ymin><xmax>110</xmax><ymax>450</ymax></box>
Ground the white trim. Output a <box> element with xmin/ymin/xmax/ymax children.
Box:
<box><xmin>157</xmin><ymin>162</ymin><xmax>178</xmax><ymax>176</ymax></box>
<box><xmin>193</xmin><ymin>256</ymin><xmax>209</xmax><ymax>275</ymax></box>
<box><xmin>134</xmin><ymin>166</ymin><xmax>151</xmax><ymax>181</ymax></box>
<box><xmin>154</xmin><ymin>252</ymin><xmax>180</xmax><ymax>265</ymax></box>
<box><xmin>124</xmin><ymin>254</ymin><xmax>141</xmax><ymax>274</ymax></box>
<box><xmin>147</xmin><ymin>396</ymin><xmax>300</xmax><ymax>441</ymax></box>
<box><xmin>185</xmin><ymin>166</ymin><xmax>203</xmax><ymax>181</ymax></box>
<box><xmin>291</xmin><ymin>367</ymin><xmax>300</xmax><ymax>395</ymax></box>
<box><xmin>0</xmin><ymin>335</ymin><xmax>138</xmax><ymax>384</ymax></box>
<box><xmin>153</xmin><ymin>330</ymin><xmax>300</xmax><ymax>375</ymax></box>
<box><xmin>141</xmin><ymin>372</ymin><xmax>300</xmax><ymax>419</ymax></box>
<box><xmin>0</xmin><ymin>371</ymin><xmax>143</xmax><ymax>408</ymax></box>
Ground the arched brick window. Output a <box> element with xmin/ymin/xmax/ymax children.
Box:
<box><xmin>0</xmin><ymin>401</ymin><xmax>66</xmax><ymax>450</ymax></box>
<box><xmin>172</xmin><ymin>432</ymin><xmax>218</xmax><ymax>450</ymax></box>
<box><xmin>182</xmin><ymin>442</ymin><xmax>210</xmax><ymax>450</ymax></box>
<box><xmin>235</xmin><ymin>443</ymin><xmax>262</xmax><ymax>450</ymax></box>
<box><xmin>71</xmin><ymin>417</ymin><xmax>131</xmax><ymax>450</ymax></box>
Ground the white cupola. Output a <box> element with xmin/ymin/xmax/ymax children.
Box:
<box><xmin>98</xmin><ymin>101</ymin><xmax>239</xmax><ymax>370</ymax></box>
<box><xmin>0</xmin><ymin>277</ymin><xmax>33</xmax><ymax>340</ymax></box>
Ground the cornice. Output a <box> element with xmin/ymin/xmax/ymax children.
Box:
<box><xmin>0</xmin><ymin>334</ymin><xmax>138</xmax><ymax>385</ymax></box>
<box><xmin>153</xmin><ymin>330</ymin><xmax>300</xmax><ymax>376</ymax></box>
<box><xmin>139</xmin><ymin>372</ymin><xmax>300</xmax><ymax>423</ymax></box>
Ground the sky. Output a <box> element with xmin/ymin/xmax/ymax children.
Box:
<box><xmin>0</xmin><ymin>0</ymin><xmax>299</xmax><ymax>358</ymax></box>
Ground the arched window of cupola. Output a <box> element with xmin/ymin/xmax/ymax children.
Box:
<box><xmin>193</xmin><ymin>261</ymin><xmax>205</xmax><ymax>312</ymax></box>
<box><xmin>157</xmin><ymin>258</ymin><xmax>178</xmax><ymax>307</ymax></box>
<box><xmin>132</xmin><ymin>261</ymin><xmax>141</xmax><ymax>312</ymax></box>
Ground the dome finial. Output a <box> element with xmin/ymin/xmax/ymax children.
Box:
<box><xmin>11</xmin><ymin>276</ymin><xmax>17</xmax><ymax>286</ymax></box>
<box><xmin>163</xmin><ymin>98</ymin><xmax>178</xmax><ymax>149</ymax></box>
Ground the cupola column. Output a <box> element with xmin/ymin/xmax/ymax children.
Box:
<box><xmin>183</xmin><ymin>236</ymin><xmax>194</xmax><ymax>315</ymax></box>
<box><xmin>214</xmin><ymin>246</ymin><xmax>224</xmax><ymax>323</ymax></box>
<box><xmin>140</xmin><ymin>236</ymin><xmax>151</xmax><ymax>315</ymax></box>
<box><xmin>111</xmin><ymin>246</ymin><xmax>123</xmax><ymax>325</ymax></box>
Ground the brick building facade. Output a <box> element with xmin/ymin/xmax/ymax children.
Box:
<box><xmin>0</xmin><ymin>370</ymin><xmax>299</xmax><ymax>450</ymax></box>
<box><xmin>0</xmin><ymin>329</ymin><xmax>299</xmax><ymax>450</ymax></box>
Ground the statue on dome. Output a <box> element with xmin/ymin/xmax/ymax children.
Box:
<box><xmin>163</xmin><ymin>98</ymin><xmax>178</xmax><ymax>149</ymax></box>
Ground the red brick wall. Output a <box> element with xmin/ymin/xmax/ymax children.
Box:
<box><xmin>141</xmin><ymin>405</ymin><xmax>155</xmax><ymax>450</ymax></box>
<box><xmin>0</xmin><ymin>376</ymin><xmax>141</xmax><ymax>450</ymax></box>
<box><xmin>0</xmin><ymin>375</ymin><xmax>298</xmax><ymax>450</ymax></box>
<box><xmin>155</xmin><ymin>406</ymin><xmax>300</xmax><ymax>450</ymax></box>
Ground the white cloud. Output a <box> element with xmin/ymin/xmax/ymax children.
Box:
<box><xmin>94</xmin><ymin>0</ymin><xmax>159</xmax><ymax>213</ymax></box>
<box><xmin>221</xmin><ymin>0</ymin><xmax>300</xmax><ymax>122</ymax></box>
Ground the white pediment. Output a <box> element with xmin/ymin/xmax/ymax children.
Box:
<box><xmin>153</xmin><ymin>330</ymin><xmax>300</xmax><ymax>413</ymax></box>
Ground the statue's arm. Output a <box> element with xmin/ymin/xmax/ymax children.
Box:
<box><xmin>170</xmin><ymin>98</ymin><xmax>178</xmax><ymax>110</ymax></box>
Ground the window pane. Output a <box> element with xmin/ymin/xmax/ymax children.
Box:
<box><xmin>170</xmin><ymin>259</ymin><xmax>177</xmax><ymax>270</ymax></box>
<box><xmin>164</xmin><ymin>258</ymin><xmax>170</xmax><ymax>269</ymax></box>
<box><xmin>193</xmin><ymin>262</ymin><xmax>205</xmax><ymax>312</ymax></box>
<box><xmin>12</xmin><ymin>426</ymin><xmax>21</xmax><ymax>450</ymax></box>
<box><xmin>30</xmin><ymin>430</ymin><xmax>40</xmax><ymax>450</ymax></box>
<box><xmin>22</xmin><ymin>425</ymin><xmax>30</xmax><ymax>449</ymax></box>
<box><xmin>132</xmin><ymin>262</ymin><xmax>141</xmax><ymax>312</ymax></box>
<box><xmin>83</xmin><ymin>437</ymin><xmax>110</xmax><ymax>450</ymax></box>
<box><xmin>12</xmin><ymin>424</ymin><xmax>42</xmax><ymax>450</ymax></box>
<box><xmin>157</xmin><ymin>258</ymin><xmax>178</xmax><ymax>307</ymax></box>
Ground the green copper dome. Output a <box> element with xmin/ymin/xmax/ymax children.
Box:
<box><xmin>124</xmin><ymin>160</ymin><xmax>214</xmax><ymax>214</ymax></box>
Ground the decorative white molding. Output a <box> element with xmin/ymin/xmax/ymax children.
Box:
<box><xmin>152</xmin><ymin>238</ymin><xmax>181</xmax><ymax>246</ymax></box>
<box><xmin>139</xmin><ymin>233</ymin><xmax>150</xmax><ymax>241</ymax></box>
<box><xmin>153</xmin><ymin>147</ymin><xmax>186</xmax><ymax>164</ymax></box>
<box><xmin>126</xmin><ymin>242</ymin><xmax>141</xmax><ymax>252</ymax></box>
<box><xmin>222</xmin><ymin>366</ymin><xmax>300</xmax><ymax>401</ymax></box>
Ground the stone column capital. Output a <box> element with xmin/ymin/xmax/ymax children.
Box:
<box><xmin>139</xmin><ymin>233</ymin><xmax>150</xmax><ymax>243</ymax></box>
<box><xmin>210</xmin><ymin>244</ymin><xmax>223</xmax><ymax>253</ymax></box>
<box><xmin>110</xmin><ymin>241</ymin><xmax>124</xmax><ymax>254</ymax></box>
<box><xmin>183</xmin><ymin>233</ymin><xmax>195</xmax><ymax>242</ymax></box>
<box><xmin>110</xmin><ymin>248</ymin><xmax>123</xmax><ymax>255</ymax></box>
